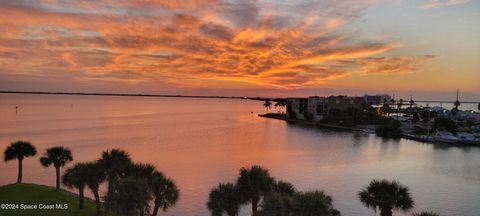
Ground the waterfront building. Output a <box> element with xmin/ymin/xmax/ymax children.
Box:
<box><xmin>286</xmin><ymin>95</ymin><xmax>367</xmax><ymax>121</ymax></box>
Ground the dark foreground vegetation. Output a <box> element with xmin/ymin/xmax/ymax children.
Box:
<box><xmin>207</xmin><ymin>165</ymin><xmax>440</xmax><ymax>216</ymax></box>
<box><xmin>3</xmin><ymin>140</ymin><xmax>178</xmax><ymax>216</ymax></box>
<box><xmin>0</xmin><ymin>183</ymin><xmax>102</xmax><ymax>216</ymax></box>
<box><xmin>4</xmin><ymin>140</ymin><xmax>441</xmax><ymax>216</ymax></box>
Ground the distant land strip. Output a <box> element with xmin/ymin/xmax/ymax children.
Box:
<box><xmin>0</xmin><ymin>90</ymin><xmax>248</xmax><ymax>100</ymax></box>
<box><xmin>0</xmin><ymin>90</ymin><xmax>478</xmax><ymax>104</ymax></box>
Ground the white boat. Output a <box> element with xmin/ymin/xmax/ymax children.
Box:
<box><xmin>362</xmin><ymin>128</ymin><xmax>375</xmax><ymax>134</ymax></box>
<box><xmin>456</xmin><ymin>132</ymin><xmax>480</xmax><ymax>145</ymax></box>
<box><xmin>432</xmin><ymin>131</ymin><xmax>460</xmax><ymax>144</ymax></box>
<box><xmin>404</xmin><ymin>133</ymin><xmax>433</xmax><ymax>142</ymax></box>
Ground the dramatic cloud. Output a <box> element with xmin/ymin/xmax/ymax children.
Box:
<box><xmin>420</xmin><ymin>0</ymin><xmax>470</xmax><ymax>9</ymax></box>
<box><xmin>358</xmin><ymin>55</ymin><xmax>436</xmax><ymax>75</ymax></box>
<box><xmin>0</xmin><ymin>0</ymin><xmax>435</xmax><ymax>90</ymax></box>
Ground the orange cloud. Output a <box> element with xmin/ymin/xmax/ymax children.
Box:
<box><xmin>0</xmin><ymin>0</ymin><xmax>434</xmax><ymax>90</ymax></box>
<box><xmin>420</xmin><ymin>0</ymin><xmax>470</xmax><ymax>9</ymax></box>
<box><xmin>358</xmin><ymin>55</ymin><xmax>436</xmax><ymax>75</ymax></box>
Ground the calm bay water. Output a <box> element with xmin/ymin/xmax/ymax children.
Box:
<box><xmin>0</xmin><ymin>94</ymin><xmax>479</xmax><ymax>216</ymax></box>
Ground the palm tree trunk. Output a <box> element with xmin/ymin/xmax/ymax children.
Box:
<box><xmin>17</xmin><ymin>158</ymin><xmax>23</xmax><ymax>183</ymax></box>
<box><xmin>93</xmin><ymin>190</ymin><xmax>101</xmax><ymax>216</ymax></box>
<box><xmin>152</xmin><ymin>203</ymin><xmax>160</xmax><ymax>216</ymax></box>
<box><xmin>251</xmin><ymin>197</ymin><xmax>259</xmax><ymax>216</ymax></box>
<box><xmin>104</xmin><ymin>179</ymin><xmax>115</xmax><ymax>213</ymax></box>
<box><xmin>55</xmin><ymin>167</ymin><xmax>60</xmax><ymax>189</ymax></box>
<box><xmin>78</xmin><ymin>187</ymin><xmax>85</xmax><ymax>209</ymax></box>
<box><xmin>380</xmin><ymin>207</ymin><xmax>392</xmax><ymax>216</ymax></box>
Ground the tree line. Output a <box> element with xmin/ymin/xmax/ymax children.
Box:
<box><xmin>207</xmin><ymin>165</ymin><xmax>440</xmax><ymax>216</ymax></box>
<box><xmin>3</xmin><ymin>140</ymin><xmax>178</xmax><ymax>216</ymax></box>
<box><xmin>4</xmin><ymin>140</ymin><xmax>441</xmax><ymax>216</ymax></box>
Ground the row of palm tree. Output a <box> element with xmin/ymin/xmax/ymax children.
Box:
<box><xmin>67</xmin><ymin>150</ymin><xmax>179</xmax><ymax>216</ymax></box>
<box><xmin>3</xmin><ymin>141</ymin><xmax>442</xmax><ymax>216</ymax></box>
<box><xmin>207</xmin><ymin>165</ymin><xmax>340</xmax><ymax>216</ymax></box>
<box><xmin>263</xmin><ymin>99</ymin><xmax>287</xmax><ymax>114</ymax></box>
<box><xmin>3</xmin><ymin>140</ymin><xmax>179</xmax><ymax>216</ymax></box>
<box><xmin>208</xmin><ymin>165</ymin><xmax>440</xmax><ymax>216</ymax></box>
<box><xmin>3</xmin><ymin>140</ymin><xmax>72</xmax><ymax>189</ymax></box>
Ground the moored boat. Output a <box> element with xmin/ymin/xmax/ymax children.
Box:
<box><xmin>432</xmin><ymin>131</ymin><xmax>460</xmax><ymax>144</ymax></box>
<box><xmin>456</xmin><ymin>132</ymin><xmax>480</xmax><ymax>145</ymax></box>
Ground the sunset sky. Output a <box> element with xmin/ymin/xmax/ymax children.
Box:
<box><xmin>0</xmin><ymin>0</ymin><xmax>479</xmax><ymax>99</ymax></box>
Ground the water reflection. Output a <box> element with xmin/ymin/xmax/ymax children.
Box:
<box><xmin>0</xmin><ymin>94</ymin><xmax>479</xmax><ymax>216</ymax></box>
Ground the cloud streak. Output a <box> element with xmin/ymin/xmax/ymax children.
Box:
<box><xmin>420</xmin><ymin>0</ymin><xmax>470</xmax><ymax>9</ymax></box>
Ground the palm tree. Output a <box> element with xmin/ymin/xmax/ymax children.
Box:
<box><xmin>124</xmin><ymin>163</ymin><xmax>157</xmax><ymax>215</ymax></box>
<box><xmin>98</xmin><ymin>149</ymin><xmax>132</xmax><ymax>212</ymax></box>
<box><xmin>62</xmin><ymin>163</ymin><xmax>88</xmax><ymax>209</ymax></box>
<box><xmin>236</xmin><ymin>165</ymin><xmax>275</xmax><ymax>215</ymax></box>
<box><xmin>273</xmin><ymin>180</ymin><xmax>296</xmax><ymax>195</ymax></box>
<box><xmin>4</xmin><ymin>140</ymin><xmax>37</xmax><ymax>183</ymax></box>
<box><xmin>263</xmin><ymin>100</ymin><xmax>272</xmax><ymax>114</ymax></box>
<box><xmin>207</xmin><ymin>183</ymin><xmax>242</xmax><ymax>216</ymax></box>
<box><xmin>398</xmin><ymin>99</ymin><xmax>404</xmax><ymax>111</ymax></box>
<box><xmin>358</xmin><ymin>179</ymin><xmax>414</xmax><ymax>216</ymax></box>
<box><xmin>294</xmin><ymin>191</ymin><xmax>341</xmax><ymax>216</ymax></box>
<box><xmin>84</xmin><ymin>161</ymin><xmax>106</xmax><ymax>216</ymax></box>
<box><xmin>262</xmin><ymin>190</ymin><xmax>340</xmax><ymax>216</ymax></box>
<box><xmin>261</xmin><ymin>192</ymin><xmax>295</xmax><ymax>216</ymax></box>
<box><xmin>110</xmin><ymin>177</ymin><xmax>152</xmax><ymax>216</ymax></box>
<box><xmin>151</xmin><ymin>172</ymin><xmax>179</xmax><ymax>216</ymax></box>
<box><xmin>412</xmin><ymin>212</ymin><xmax>440</xmax><ymax>216</ymax></box>
<box><xmin>40</xmin><ymin>146</ymin><xmax>73</xmax><ymax>189</ymax></box>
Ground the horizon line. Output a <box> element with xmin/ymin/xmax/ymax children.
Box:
<box><xmin>1</xmin><ymin>90</ymin><xmax>479</xmax><ymax>104</ymax></box>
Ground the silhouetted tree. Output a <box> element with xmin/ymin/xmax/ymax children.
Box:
<box><xmin>261</xmin><ymin>190</ymin><xmax>340</xmax><ymax>216</ymax></box>
<box><xmin>40</xmin><ymin>146</ymin><xmax>73</xmax><ymax>189</ymax></box>
<box><xmin>110</xmin><ymin>177</ymin><xmax>151</xmax><ymax>216</ymax></box>
<box><xmin>398</xmin><ymin>99</ymin><xmax>404</xmax><ymax>110</ymax></box>
<box><xmin>358</xmin><ymin>179</ymin><xmax>414</xmax><ymax>216</ymax></box>
<box><xmin>236</xmin><ymin>165</ymin><xmax>275</xmax><ymax>215</ymax></box>
<box><xmin>263</xmin><ymin>100</ymin><xmax>272</xmax><ymax>113</ymax></box>
<box><xmin>118</xmin><ymin>163</ymin><xmax>157</xmax><ymax>215</ymax></box>
<box><xmin>294</xmin><ymin>191</ymin><xmax>341</xmax><ymax>216</ymax></box>
<box><xmin>4</xmin><ymin>140</ymin><xmax>37</xmax><ymax>183</ymax></box>
<box><xmin>207</xmin><ymin>183</ymin><xmax>242</xmax><ymax>216</ymax></box>
<box><xmin>151</xmin><ymin>172</ymin><xmax>179</xmax><ymax>216</ymax></box>
<box><xmin>376</xmin><ymin>120</ymin><xmax>403</xmax><ymax>138</ymax></box>
<box><xmin>84</xmin><ymin>162</ymin><xmax>106</xmax><ymax>216</ymax></box>
<box><xmin>261</xmin><ymin>193</ymin><xmax>295</xmax><ymax>216</ymax></box>
<box><xmin>273</xmin><ymin>180</ymin><xmax>296</xmax><ymax>195</ymax></box>
<box><xmin>98</xmin><ymin>149</ymin><xmax>132</xmax><ymax>212</ymax></box>
<box><xmin>62</xmin><ymin>163</ymin><xmax>89</xmax><ymax>209</ymax></box>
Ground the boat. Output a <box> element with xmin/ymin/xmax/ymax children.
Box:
<box><xmin>404</xmin><ymin>133</ymin><xmax>433</xmax><ymax>142</ymax></box>
<box><xmin>456</xmin><ymin>132</ymin><xmax>480</xmax><ymax>145</ymax></box>
<box><xmin>432</xmin><ymin>131</ymin><xmax>460</xmax><ymax>144</ymax></box>
<box><xmin>362</xmin><ymin>128</ymin><xmax>375</xmax><ymax>134</ymax></box>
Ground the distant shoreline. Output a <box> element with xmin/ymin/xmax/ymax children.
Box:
<box><xmin>0</xmin><ymin>90</ymin><xmax>249</xmax><ymax>100</ymax></box>
<box><xmin>0</xmin><ymin>90</ymin><xmax>478</xmax><ymax>104</ymax></box>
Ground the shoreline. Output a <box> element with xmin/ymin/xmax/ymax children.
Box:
<box><xmin>258</xmin><ymin>114</ymin><xmax>364</xmax><ymax>132</ymax></box>
<box><xmin>0</xmin><ymin>90</ymin><xmax>248</xmax><ymax>100</ymax></box>
<box><xmin>258</xmin><ymin>114</ymin><xmax>479</xmax><ymax>147</ymax></box>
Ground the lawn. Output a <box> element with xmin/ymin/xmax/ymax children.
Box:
<box><xmin>0</xmin><ymin>183</ymin><xmax>109</xmax><ymax>216</ymax></box>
